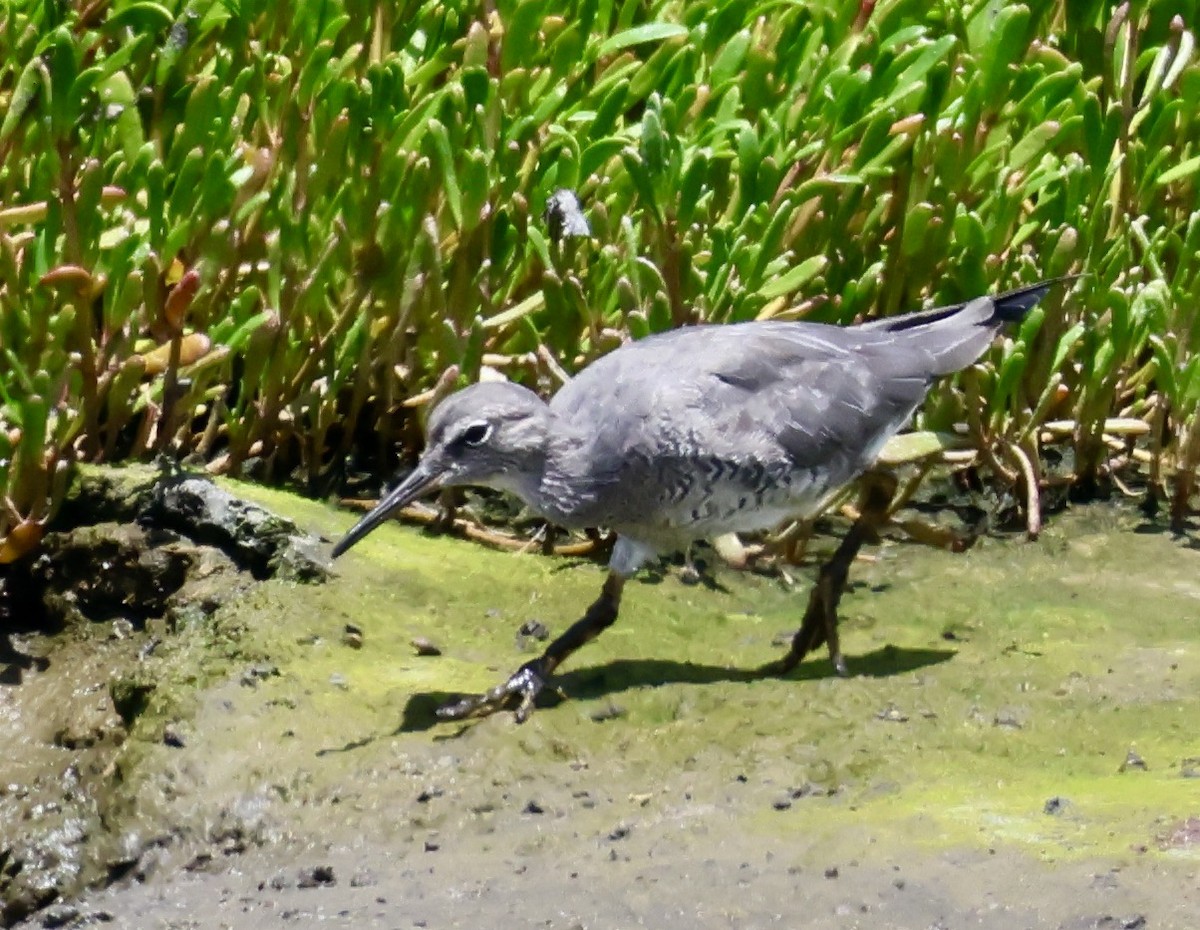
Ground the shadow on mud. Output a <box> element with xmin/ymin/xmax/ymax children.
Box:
<box><xmin>377</xmin><ymin>645</ymin><xmax>955</xmax><ymax>735</ymax></box>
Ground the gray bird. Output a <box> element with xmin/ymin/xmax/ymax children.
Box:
<box><xmin>333</xmin><ymin>278</ymin><xmax>1071</xmax><ymax>722</ymax></box>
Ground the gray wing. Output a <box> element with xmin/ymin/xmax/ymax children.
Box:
<box><xmin>548</xmin><ymin>322</ymin><xmax>935</xmax><ymax>528</ymax></box>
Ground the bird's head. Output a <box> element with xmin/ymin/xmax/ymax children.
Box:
<box><xmin>332</xmin><ymin>381</ymin><xmax>552</xmax><ymax>558</ymax></box>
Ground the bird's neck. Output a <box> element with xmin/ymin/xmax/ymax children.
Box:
<box><xmin>518</xmin><ymin>416</ymin><xmax>599</xmax><ymax>529</ymax></box>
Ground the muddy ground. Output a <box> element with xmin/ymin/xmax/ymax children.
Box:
<box><xmin>2</xmin><ymin>467</ymin><xmax>1198</xmax><ymax>928</ymax></box>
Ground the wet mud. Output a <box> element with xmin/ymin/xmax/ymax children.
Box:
<box><xmin>2</xmin><ymin>467</ymin><xmax>1198</xmax><ymax>928</ymax></box>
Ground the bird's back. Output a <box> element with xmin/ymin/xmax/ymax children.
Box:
<box><xmin>542</xmin><ymin>284</ymin><xmax>1056</xmax><ymax>545</ymax></box>
<box><xmin>545</xmin><ymin>321</ymin><xmax>931</xmax><ymax>542</ymax></box>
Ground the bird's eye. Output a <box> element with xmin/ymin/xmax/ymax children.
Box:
<box><xmin>460</xmin><ymin>422</ymin><xmax>492</xmax><ymax>447</ymax></box>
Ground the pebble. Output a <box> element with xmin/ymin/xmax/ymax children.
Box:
<box><xmin>240</xmin><ymin>663</ymin><xmax>279</xmax><ymax>687</ymax></box>
<box><xmin>515</xmin><ymin>619</ymin><xmax>550</xmax><ymax>651</ymax></box>
<box><xmin>517</xmin><ymin>619</ymin><xmax>549</xmax><ymax>640</ymax></box>
<box><xmin>876</xmin><ymin>704</ymin><xmax>909</xmax><ymax>723</ymax></box>
<box><xmin>342</xmin><ymin>623</ymin><xmax>364</xmax><ymax>649</ymax></box>
<box><xmin>1119</xmin><ymin>748</ymin><xmax>1148</xmax><ymax>772</ymax></box>
<box><xmin>162</xmin><ymin>722</ymin><xmax>186</xmax><ymax>748</ymax></box>
<box><xmin>297</xmin><ymin>864</ymin><xmax>336</xmax><ymax>888</ymax></box>
<box><xmin>40</xmin><ymin>904</ymin><xmax>79</xmax><ymax>928</ymax></box>
<box><xmin>411</xmin><ymin>637</ymin><xmax>442</xmax><ymax>657</ymax></box>
<box><xmin>1044</xmin><ymin>796</ymin><xmax>1071</xmax><ymax>816</ymax></box>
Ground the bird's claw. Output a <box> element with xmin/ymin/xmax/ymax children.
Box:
<box><xmin>436</xmin><ymin>661</ymin><xmax>548</xmax><ymax>723</ymax></box>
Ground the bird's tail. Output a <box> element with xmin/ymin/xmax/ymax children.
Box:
<box><xmin>856</xmin><ymin>275</ymin><xmax>1080</xmax><ymax>375</ymax></box>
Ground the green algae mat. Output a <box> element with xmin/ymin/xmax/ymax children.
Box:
<box><xmin>3</xmin><ymin>476</ymin><xmax>1199</xmax><ymax>926</ymax></box>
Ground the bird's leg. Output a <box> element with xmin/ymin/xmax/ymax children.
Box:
<box><xmin>437</xmin><ymin>572</ymin><xmax>625</xmax><ymax>723</ymax></box>
<box><xmin>768</xmin><ymin>472</ymin><xmax>897</xmax><ymax>677</ymax></box>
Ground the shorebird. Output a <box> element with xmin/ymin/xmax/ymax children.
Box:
<box><xmin>333</xmin><ymin>278</ymin><xmax>1070</xmax><ymax>722</ymax></box>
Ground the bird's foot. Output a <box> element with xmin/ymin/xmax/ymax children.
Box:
<box><xmin>758</xmin><ymin>628</ymin><xmax>847</xmax><ymax>678</ymax></box>
<box><xmin>436</xmin><ymin>660</ymin><xmax>551</xmax><ymax>723</ymax></box>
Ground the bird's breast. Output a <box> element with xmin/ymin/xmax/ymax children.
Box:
<box><xmin>612</xmin><ymin>463</ymin><xmax>835</xmax><ymax>542</ymax></box>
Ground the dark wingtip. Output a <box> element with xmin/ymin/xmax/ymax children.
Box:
<box><xmin>992</xmin><ymin>273</ymin><xmax>1085</xmax><ymax>322</ymax></box>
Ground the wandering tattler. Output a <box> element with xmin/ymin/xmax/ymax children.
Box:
<box><xmin>333</xmin><ymin>278</ymin><xmax>1070</xmax><ymax>722</ymax></box>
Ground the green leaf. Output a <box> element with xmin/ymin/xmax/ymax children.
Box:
<box><xmin>105</xmin><ymin>1</ymin><xmax>175</xmax><ymax>32</ymax></box>
<box><xmin>1157</xmin><ymin>155</ymin><xmax>1200</xmax><ymax>186</ymax></box>
<box><xmin>426</xmin><ymin>118</ymin><xmax>463</xmax><ymax>229</ymax></box>
<box><xmin>0</xmin><ymin>58</ymin><xmax>41</xmax><ymax>143</ymax></box>
<box><xmin>757</xmin><ymin>255</ymin><xmax>827</xmax><ymax>301</ymax></box>
<box><xmin>711</xmin><ymin>29</ymin><xmax>751</xmax><ymax>87</ymax></box>
<box><xmin>1009</xmin><ymin>121</ymin><xmax>1060</xmax><ymax>172</ymax></box>
<box><xmin>596</xmin><ymin>23</ymin><xmax>688</xmax><ymax>57</ymax></box>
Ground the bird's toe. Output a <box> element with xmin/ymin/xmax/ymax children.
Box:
<box><xmin>435</xmin><ymin>661</ymin><xmax>548</xmax><ymax>722</ymax></box>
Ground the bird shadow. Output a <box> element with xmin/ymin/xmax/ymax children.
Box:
<box><xmin>391</xmin><ymin>644</ymin><xmax>954</xmax><ymax>734</ymax></box>
<box><xmin>312</xmin><ymin>644</ymin><xmax>954</xmax><ymax>753</ymax></box>
<box><xmin>1132</xmin><ymin>519</ymin><xmax>1200</xmax><ymax>549</ymax></box>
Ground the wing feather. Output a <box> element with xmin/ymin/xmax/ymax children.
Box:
<box><xmin>548</xmin><ymin>323</ymin><xmax>934</xmax><ymax>529</ymax></box>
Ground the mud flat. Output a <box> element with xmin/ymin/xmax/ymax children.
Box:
<box><xmin>2</xmin><ymin>468</ymin><xmax>1198</xmax><ymax>928</ymax></box>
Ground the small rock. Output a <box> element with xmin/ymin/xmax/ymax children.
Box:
<box><xmin>411</xmin><ymin>637</ymin><xmax>442</xmax><ymax>657</ymax></box>
<box><xmin>415</xmin><ymin>787</ymin><xmax>444</xmax><ymax>804</ymax></box>
<box><xmin>342</xmin><ymin>624</ymin><xmax>364</xmax><ymax>649</ymax></box>
<box><xmin>423</xmin><ymin>840</ymin><xmax>440</xmax><ymax>852</ymax></box>
<box><xmin>138</xmin><ymin>636</ymin><xmax>162</xmax><ymax>660</ymax></box>
<box><xmin>162</xmin><ymin>722</ymin><xmax>186</xmax><ymax>748</ymax></box>
<box><xmin>515</xmin><ymin>619</ymin><xmax>550</xmax><ymax>651</ymax></box>
<box><xmin>772</xmin><ymin>797</ymin><xmax>793</xmax><ymax>811</ymax></box>
<box><xmin>1181</xmin><ymin>757</ymin><xmax>1200</xmax><ymax>778</ymax></box>
<box><xmin>523</xmin><ymin>800</ymin><xmax>545</xmax><ymax>815</ymax></box>
<box><xmin>297</xmin><ymin>864</ymin><xmax>336</xmax><ymax>888</ymax></box>
<box><xmin>608</xmin><ymin>825</ymin><xmax>630</xmax><ymax>841</ymax></box>
<box><xmin>1044</xmin><ymin>796</ymin><xmax>1071</xmax><ymax>816</ymax></box>
<box><xmin>876</xmin><ymin>704</ymin><xmax>909</xmax><ymax>723</ymax></box>
<box><xmin>993</xmin><ymin>710</ymin><xmax>1024</xmax><ymax>729</ymax></box>
<box><xmin>1119</xmin><ymin>748</ymin><xmax>1148</xmax><ymax>773</ymax></box>
<box><xmin>517</xmin><ymin>619</ymin><xmax>549</xmax><ymax>640</ymax></box>
<box><xmin>328</xmin><ymin>672</ymin><xmax>349</xmax><ymax>690</ymax></box>
<box><xmin>824</xmin><ymin>866</ymin><xmax>839</xmax><ymax>879</ymax></box>
<box><xmin>41</xmin><ymin>904</ymin><xmax>80</xmax><ymax>928</ymax></box>
<box><xmin>240</xmin><ymin>663</ymin><xmax>279</xmax><ymax>687</ymax></box>
<box><xmin>1121</xmin><ymin>916</ymin><xmax>1147</xmax><ymax>929</ymax></box>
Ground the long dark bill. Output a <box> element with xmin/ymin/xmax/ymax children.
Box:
<box><xmin>331</xmin><ymin>463</ymin><xmax>444</xmax><ymax>558</ymax></box>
